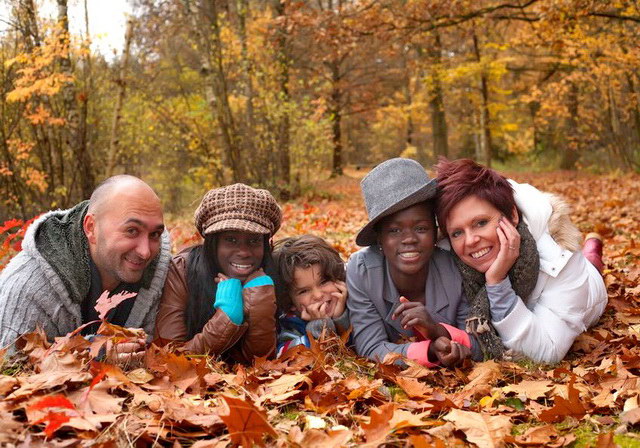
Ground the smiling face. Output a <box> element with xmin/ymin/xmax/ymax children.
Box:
<box><xmin>445</xmin><ymin>195</ymin><xmax>518</xmax><ymax>273</ymax></box>
<box><xmin>84</xmin><ymin>184</ymin><xmax>165</xmax><ymax>291</ymax></box>
<box><xmin>377</xmin><ymin>202</ymin><xmax>436</xmax><ymax>281</ymax></box>
<box><xmin>291</xmin><ymin>264</ymin><xmax>340</xmax><ymax>316</ymax></box>
<box><xmin>216</xmin><ymin>231</ymin><xmax>265</xmax><ymax>282</ymax></box>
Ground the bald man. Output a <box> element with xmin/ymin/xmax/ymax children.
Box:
<box><xmin>0</xmin><ymin>175</ymin><xmax>171</xmax><ymax>361</ymax></box>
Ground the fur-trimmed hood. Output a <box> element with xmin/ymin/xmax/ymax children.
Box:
<box><xmin>546</xmin><ymin>193</ymin><xmax>582</xmax><ymax>252</ymax></box>
<box><xmin>510</xmin><ymin>180</ymin><xmax>582</xmax><ymax>253</ymax></box>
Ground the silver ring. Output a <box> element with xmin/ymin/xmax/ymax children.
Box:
<box><xmin>509</xmin><ymin>246</ymin><xmax>516</xmax><ymax>250</ymax></box>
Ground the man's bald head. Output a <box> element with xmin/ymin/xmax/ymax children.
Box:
<box><xmin>84</xmin><ymin>175</ymin><xmax>165</xmax><ymax>290</ymax></box>
<box><xmin>88</xmin><ymin>175</ymin><xmax>161</xmax><ymax>217</ymax></box>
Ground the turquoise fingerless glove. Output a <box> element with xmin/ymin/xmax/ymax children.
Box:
<box><xmin>243</xmin><ymin>275</ymin><xmax>274</xmax><ymax>289</ymax></box>
<box><xmin>214</xmin><ymin>278</ymin><xmax>243</xmax><ymax>325</ymax></box>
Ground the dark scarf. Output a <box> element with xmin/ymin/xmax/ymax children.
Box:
<box><xmin>35</xmin><ymin>201</ymin><xmax>157</xmax><ymax>305</ymax></box>
<box><xmin>452</xmin><ymin>219</ymin><xmax>540</xmax><ymax>360</ymax></box>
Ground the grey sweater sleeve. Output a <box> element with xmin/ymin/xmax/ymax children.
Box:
<box><xmin>332</xmin><ymin>308</ymin><xmax>350</xmax><ymax>334</ymax></box>
<box><xmin>487</xmin><ymin>277</ymin><xmax>520</xmax><ymax>322</ymax></box>
<box><xmin>0</xmin><ymin>252</ymin><xmax>68</xmax><ymax>348</ymax></box>
<box><xmin>346</xmin><ymin>256</ymin><xmax>410</xmax><ymax>361</ymax></box>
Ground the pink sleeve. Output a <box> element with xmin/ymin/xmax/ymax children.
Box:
<box><xmin>440</xmin><ymin>323</ymin><xmax>471</xmax><ymax>348</ymax></box>
<box><xmin>406</xmin><ymin>341</ymin><xmax>439</xmax><ymax>367</ymax></box>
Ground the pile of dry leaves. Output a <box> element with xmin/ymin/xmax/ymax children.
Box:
<box><xmin>0</xmin><ymin>170</ymin><xmax>639</xmax><ymax>447</ymax></box>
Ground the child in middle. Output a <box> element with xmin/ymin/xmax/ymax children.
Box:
<box><xmin>273</xmin><ymin>235</ymin><xmax>349</xmax><ymax>355</ymax></box>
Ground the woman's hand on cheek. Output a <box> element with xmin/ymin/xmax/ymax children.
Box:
<box><xmin>485</xmin><ymin>217</ymin><xmax>520</xmax><ymax>285</ymax></box>
<box><xmin>330</xmin><ymin>280</ymin><xmax>348</xmax><ymax>318</ymax></box>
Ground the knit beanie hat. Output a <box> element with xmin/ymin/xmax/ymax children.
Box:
<box><xmin>194</xmin><ymin>183</ymin><xmax>282</xmax><ymax>237</ymax></box>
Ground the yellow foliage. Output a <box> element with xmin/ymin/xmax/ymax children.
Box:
<box><xmin>24</xmin><ymin>168</ymin><xmax>48</xmax><ymax>193</ymax></box>
<box><xmin>6</xmin><ymin>23</ymin><xmax>76</xmax><ymax>105</ymax></box>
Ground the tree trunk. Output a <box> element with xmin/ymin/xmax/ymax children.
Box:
<box><xmin>529</xmin><ymin>101</ymin><xmax>540</xmax><ymax>152</ymax></box>
<box><xmin>57</xmin><ymin>0</ymin><xmax>93</xmax><ymax>202</ymax></box>
<box><xmin>17</xmin><ymin>0</ymin><xmax>59</xmax><ymax>200</ymax></box>
<box><xmin>625</xmin><ymin>73</ymin><xmax>640</xmax><ymax>169</ymax></box>
<box><xmin>400</xmin><ymin>47</ymin><xmax>424</xmax><ymax>163</ymax></box>
<box><xmin>473</xmin><ymin>32</ymin><xmax>492</xmax><ymax>167</ymax></box>
<box><xmin>188</xmin><ymin>0</ymin><xmax>245</xmax><ymax>183</ymax></box>
<box><xmin>236</xmin><ymin>0</ymin><xmax>258</xmax><ymax>178</ymax></box>
<box><xmin>16</xmin><ymin>0</ymin><xmax>41</xmax><ymax>50</ymax></box>
<box><xmin>107</xmin><ymin>17</ymin><xmax>135</xmax><ymax>177</ymax></box>
<box><xmin>429</xmin><ymin>32</ymin><xmax>448</xmax><ymax>159</ymax></box>
<box><xmin>0</xmin><ymin>127</ymin><xmax>26</xmax><ymax>217</ymax></box>
<box><xmin>271</xmin><ymin>0</ymin><xmax>291</xmax><ymax>193</ymax></box>
<box><xmin>560</xmin><ymin>82</ymin><xmax>579</xmax><ymax>170</ymax></box>
<box><xmin>330</xmin><ymin>62</ymin><xmax>343</xmax><ymax>177</ymax></box>
<box><xmin>78</xmin><ymin>0</ymin><xmax>92</xmax><ymax>188</ymax></box>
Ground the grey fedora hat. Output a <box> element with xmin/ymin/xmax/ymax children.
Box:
<box><xmin>356</xmin><ymin>158</ymin><xmax>437</xmax><ymax>247</ymax></box>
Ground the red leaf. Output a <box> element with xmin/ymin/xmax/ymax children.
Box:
<box><xmin>32</xmin><ymin>411</ymin><xmax>71</xmax><ymax>438</ymax></box>
<box><xmin>0</xmin><ymin>218</ymin><xmax>22</xmax><ymax>233</ymax></box>
<box><xmin>94</xmin><ymin>290</ymin><xmax>137</xmax><ymax>320</ymax></box>
<box><xmin>81</xmin><ymin>367</ymin><xmax>108</xmax><ymax>402</ymax></box>
<box><xmin>28</xmin><ymin>394</ymin><xmax>76</xmax><ymax>412</ymax></box>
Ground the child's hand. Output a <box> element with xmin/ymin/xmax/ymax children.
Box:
<box><xmin>300</xmin><ymin>301</ymin><xmax>332</xmax><ymax>320</ymax></box>
<box><xmin>429</xmin><ymin>336</ymin><xmax>470</xmax><ymax>367</ymax></box>
<box><xmin>329</xmin><ymin>280</ymin><xmax>347</xmax><ymax>318</ymax></box>
<box><xmin>392</xmin><ymin>296</ymin><xmax>442</xmax><ymax>340</ymax></box>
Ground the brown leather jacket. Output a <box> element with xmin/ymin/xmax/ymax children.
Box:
<box><xmin>154</xmin><ymin>249</ymin><xmax>276</xmax><ymax>363</ymax></box>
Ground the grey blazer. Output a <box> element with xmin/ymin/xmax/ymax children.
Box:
<box><xmin>346</xmin><ymin>246</ymin><xmax>480</xmax><ymax>362</ymax></box>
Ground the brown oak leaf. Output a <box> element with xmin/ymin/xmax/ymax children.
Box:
<box><xmin>220</xmin><ymin>394</ymin><xmax>277</xmax><ymax>446</ymax></box>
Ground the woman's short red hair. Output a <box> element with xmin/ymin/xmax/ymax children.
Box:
<box><xmin>434</xmin><ymin>158</ymin><xmax>516</xmax><ymax>235</ymax></box>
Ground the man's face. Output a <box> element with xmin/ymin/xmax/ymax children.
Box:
<box><xmin>85</xmin><ymin>187</ymin><xmax>164</xmax><ymax>291</ymax></box>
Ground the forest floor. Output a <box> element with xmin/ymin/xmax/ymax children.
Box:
<box><xmin>1</xmin><ymin>169</ymin><xmax>640</xmax><ymax>447</ymax></box>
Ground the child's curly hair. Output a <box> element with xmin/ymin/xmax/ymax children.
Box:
<box><xmin>272</xmin><ymin>235</ymin><xmax>345</xmax><ymax>313</ymax></box>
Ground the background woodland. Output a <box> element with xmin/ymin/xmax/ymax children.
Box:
<box><xmin>1</xmin><ymin>2</ymin><xmax>640</xmax><ymax>445</ymax></box>
<box><xmin>2</xmin><ymin>0</ymin><xmax>640</xmax><ymax>220</ymax></box>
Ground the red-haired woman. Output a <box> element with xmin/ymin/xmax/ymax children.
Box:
<box><xmin>435</xmin><ymin>159</ymin><xmax>607</xmax><ymax>363</ymax></box>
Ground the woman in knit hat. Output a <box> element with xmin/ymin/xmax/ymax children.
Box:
<box><xmin>155</xmin><ymin>183</ymin><xmax>282</xmax><ymax>362</ymax></box>
<box><xmin>434</xmin><ymin>159</ymin><xmax>607</xmax><ymax>363</ymax></box>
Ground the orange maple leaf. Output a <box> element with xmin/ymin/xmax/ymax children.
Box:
<box><xmin>538</xmin><ymin>377</ymin><xmax>587</xmax><ymax>423</ymax></box>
